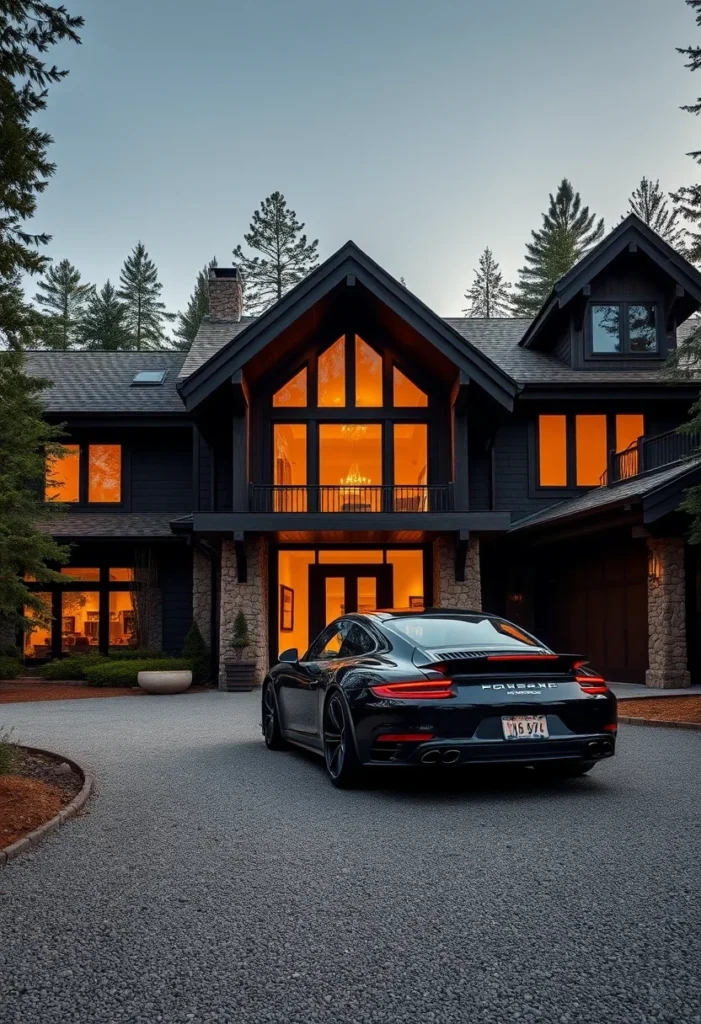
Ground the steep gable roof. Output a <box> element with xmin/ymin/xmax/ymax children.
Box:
<box><xmin>177</xmin><ymin>241</ymin><xmax>519</xmax><ymax>411</ymax></box>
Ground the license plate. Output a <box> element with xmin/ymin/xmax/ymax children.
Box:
<box><xmin>501</xmin><ymin>715</ymin><xmax>549</xmax><ymax>740</ymax></box>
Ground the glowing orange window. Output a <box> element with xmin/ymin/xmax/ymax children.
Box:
<box><xmin>616</xmin><ymin>414</ymin><xmax>644</xmax><ymax>454</ymax></box>
<box><xmin>318</xmin><ymin>337</ymin><xmax>345</xmax><ymax>407</ymax></box>
<box><xmin>575</xmin><ymin>415</ymin><xmax>607</xmax><ymax>487</ymax></box>
<box><xmin>355</xmin><ymin>336</ymin><xmax>383</xmax><ymax>406</ymax></box>
<box><xmin>273</xmin><ymin>367</ymin><xmax>307</xmax><ymax>407</ymax></box>
<box><xmin>538</xmin><ymin>416</ymin><xmax>567</xmax><ymax>487</ymax></box>
<box><xmin>88</xmin><ymin>445</ymin><xmax>122</xmax><ymax>503</ymax></box>
<box><xmin>45</xmin><ymin>444</ymin><xmax>80</xmax><ymax>502</ymax></box>
<box><xmin>393</xmin><ymin>367</ymin><xmax>427</xmax><ymax>407</ymax></box>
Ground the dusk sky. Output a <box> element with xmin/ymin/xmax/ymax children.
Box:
<box><xmin>33</xmin><ymin>0</ymin><xmax>700</xmax><ymax>322</ymax></box>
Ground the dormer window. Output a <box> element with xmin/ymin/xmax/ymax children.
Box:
<box><xmin>590</xmin><ymin>303</ymin><xmax>659</xmax><ymax>356</ymax></box>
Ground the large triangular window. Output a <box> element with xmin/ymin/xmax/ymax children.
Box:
<box><xmin>393</xmin><ymin>367</ymin><xmax>427</xmax><ymax>407</ymax></box>
<box><xmin>273</xmin><ymin>367</ymin><xmax>307</xmax><ymax>407</ymax></box>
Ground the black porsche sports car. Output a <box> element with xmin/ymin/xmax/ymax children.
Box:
<box><xmin>261</xmin><ymin>610</ymin><xmax>617</xmax><ymax>788</ymax></box>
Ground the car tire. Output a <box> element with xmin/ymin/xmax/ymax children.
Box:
<box><xmin>323</xmin><ymin>691</ymin><xmax>363</xmax><ymax>789</ymax></box>
<box><xmin>534</xmin><ymin>759</ymin><xmax>596</xmax><ymax>778</ymax></box>
<box><xmin>262</xmin><ymin>681</ymin><xmax>287</xmax><ymax>750</ymax></box>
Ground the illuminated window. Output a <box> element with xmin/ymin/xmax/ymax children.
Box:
<box><xmin>45</xmin><ymin>444</ymin><xmax>80</xmax><ymax>502</ymax></box>
<box><xmin>61</xmin><ymin>591</ymin><xmax>100</xmax><ymax>654</ymax></box>
<box><xmin>88</xmin><ymin>445</ymin><xmax>121</xmax><ymax>503</ymax></box>
<box><xmin>274</xmin><ymin>424</ymin><xmax>307</xmax><ymax>510</ymax></box>
<box><xmin>23</xmin><ymin>593</ymin><xmax>52</xmax><ymax>660</ymax></box>
<box><xmin>615</xmin><ymin>414</ymin><xmax>644</xmax><ymax>454</ymax></box>
<box><xmin>318</xmin><ymin>337</ymin><xmax>345</xmax><ymax>406</ymax></box>
<box><xmin>538</xmin><ymin>416</ymin><xmax>567</xmax><ymax>487</ymax></box>
<box><xmin>60</xmin><ymin>567</ymin><xmax>100</xmax><ymax>582</ymax></box>
<box><xmin>394</xmin><ymin>424</ymin><xmax>428</xmax><ymax>510</ymax></box>
<box><xmin>355</xmin><ymin>336</ymin><xmax>383</xmax><ymax>406</ymax></box>
<box><xmin>393</xmin><ymin>367</ymin><xmax>428</xmax><ymax>407</ymax></box>
<box><xmin>319</xmin><ymin>424</ymin><xmax>382</xmax><ymax>510</ymax></box>
<box><xmin>109</xmin><ymin>591</ymin><xmax>137</xmax><ymax>649</ymax></box>
<box><xmin>575</xmin><ymin>415</ymin><xmax>607</xmax><ymax>487</ymax></box>
<box><xmin>273</xmin><ymin>367</ymin><xmax>307</xmax><ymax>407</ymax></box>
<box><xmin>109</xmin><ymin>568</ymin><xmax>134</xmax><ymax>582</ymax></box>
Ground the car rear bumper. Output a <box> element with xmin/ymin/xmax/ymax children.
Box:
<box><xmin>365</xmin><ymin>733</ymin><xmax>616</xmax><ymax>767</ymax></box>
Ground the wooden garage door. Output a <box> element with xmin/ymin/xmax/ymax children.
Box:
<box><xmin>543</xmin><ymin>542</ymin><xmax>648</xmax><ymax>684</ymax></box>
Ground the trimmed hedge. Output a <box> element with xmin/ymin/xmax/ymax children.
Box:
<box><xmin>106</xmin><ymin>648</ymin><xmax>166</xmax><ymax>661</ymax></box>
<box><xmin>85</xmin><ymin>658</ymin><xmax>192</xmax><ymax>688</ymax></box>
<box><xmin>0</xmin><ymin>658</ymin><xmax>21</xmax><ymax>680</ymax></box>
<box><xmin>39</xmin><ymin>655</ymin><xmax>105</xmax><ymax>681</ymax></box>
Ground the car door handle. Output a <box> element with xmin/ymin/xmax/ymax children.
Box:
<box><xmin>308</xmin><ymin>680</ymin><xmax>320</xmax><ymax>690</ymax></box>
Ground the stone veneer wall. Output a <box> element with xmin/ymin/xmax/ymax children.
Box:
<box><xmin>432</xmin><ymin>535</ymin><xmax>482</xmax><ymax>610</ymax></box>
<box><xmin>645</xmin><ymin>537</ymin><xmax>691</xmax><ymax>689</ymax></box>
<box><xmin>192</xmin><ymin>545</ymin><xmax>212</xmax><ymax>649</ymax></box>
<box><xmin>218</xmin><ymin>537</ymin><xmax>268</xmax><ymax>688</ymax></box>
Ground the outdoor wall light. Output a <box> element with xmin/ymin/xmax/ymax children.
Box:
<box><xmin>648</xmin><ymin>551</ymin><xmax>662</xmax><ymax>581</ymax></box>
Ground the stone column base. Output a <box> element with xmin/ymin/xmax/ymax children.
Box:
<box><xmin>432</xmin><ymin>535</ymin><xmax>481</xmax><ymax>610</ymax></box>
<box><xmin>644</xmin><ymin>669</ymin><xmax>691</xmax><ymax>689</ymax></box>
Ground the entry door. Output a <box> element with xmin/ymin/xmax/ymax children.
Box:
<box><xmin>308</xmin><ymin>565</ymin><xmax>393</xmax><ymax>645</ymax></box>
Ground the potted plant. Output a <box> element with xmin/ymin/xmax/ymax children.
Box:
<box><xmin>224</xmin><ymin>611</ymin><xmax>256</xmax><ymax>691</ymax></box>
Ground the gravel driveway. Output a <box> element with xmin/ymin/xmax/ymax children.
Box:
<box><xmin>1</xmin><ymin>692</ymin><xmax>699</xmax><ymax>1024</ymax></box>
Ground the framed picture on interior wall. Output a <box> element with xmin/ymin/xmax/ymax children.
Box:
<box><xmin>409</xmin><ymin>595</ymin><xmax>424</xmax><ymax>609</ymax></box>
<box><xmin>280</xmin><ymin>585</ymin><xmax>294</xmax><ymax>631</ymax></box>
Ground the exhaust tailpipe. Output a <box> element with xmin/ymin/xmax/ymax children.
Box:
<box><xmin>421</xmin><ymin>750</ymin><xmax>441</xmax><ymax>765</ymax></box>
<box><xmin>442</xmin><ymin>749</ymin><xmax>461</xmax><ymax>764</ymax></box>
<box><xmin>588</xmin><ymin>741</ymin><xmax>601</xmax><ymax>755</ymax></box>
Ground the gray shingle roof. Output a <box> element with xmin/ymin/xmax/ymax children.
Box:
<box><xmin>509</xmin><ymin>457</ymin><xmax>701</xmax><ymax>532</ymax></box>
<box><xmin>178</xmin><ymin>317</ymin><xmax>257</xmax><ymax>380</ymax></box>
<box><xmin>24</xmin><ymin>351</ymin><xmax>187</xmax><ymax>414</ymax></box>
<box><xmin>38</xmin><ymin>512</ymin><xmax>189</xmax><ymax>538</ymax></box>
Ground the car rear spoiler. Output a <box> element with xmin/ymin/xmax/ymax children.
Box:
<box><xmin>412</xmin><ymin>649</ymin><xmax>588</xmax><ymax>675</ymax></box>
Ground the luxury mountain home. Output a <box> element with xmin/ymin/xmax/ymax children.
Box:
<box><xmin>19</xmin><ymin>216</ymin><xmax>701</xmax><ymax>688</ymax></box>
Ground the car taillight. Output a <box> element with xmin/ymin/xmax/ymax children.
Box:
<box><xmin>370</xmin><ymin>680</ymin><xmax>456</xmax><ymax>699</ymax></box>
<box><xmin>574</xmin><ymin>660</ymin><xmax>608</xmax><ymax>695</ymax></box>
<box><xmin>376</xmin><ymin>732</ymin><xmax>435</xmax><ymax>743</ymax></box>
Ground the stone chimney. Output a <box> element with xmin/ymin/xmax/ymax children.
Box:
<box><xmin>209</xmin><ymin>266</ymin><xmax>244</xmax><ymax>322</ymax></box>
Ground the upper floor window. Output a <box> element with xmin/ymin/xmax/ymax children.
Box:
<box><xmin>591</xmin><ymin>303</ymin><xmax>658</xmax><ymax>355</ymax></box>
<box><xmin>537</xmin><ymin>413</ymin><xmax>644</xmax><ymax>489</ymax></box>
<box><xmin>45</xmin><ymin>443</ymin><xmax>122</xmax><ymax>504</ymax></box>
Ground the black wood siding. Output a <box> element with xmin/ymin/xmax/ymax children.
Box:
<box><xmin>131</xmin><ymin>429</ymin><xmax>192</xmax><ymax>512</ymax></box>
<box><xmin>158</xmin><ymin>545</ymin><xmax>193</xmax><ymax>654</ymax></box>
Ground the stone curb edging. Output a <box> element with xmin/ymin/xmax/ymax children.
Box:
<box><xmin>0</xmin><ymin>746</ymin><xmax>93</xmax><ymax>868</ymax></box>
<box><xmin>619</xmin><ymin>715</ymin><xmax>701</xmax><ymax>731</ymax></box>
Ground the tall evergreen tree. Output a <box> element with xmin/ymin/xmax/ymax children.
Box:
<box><xmin>463</xmin><ymin>247</ymin><xmax>512</xmax><ymax>318</ymax></box>
<box><xmin>233</xmin><ymin>192</ymin><xmax>319</xmax><ymax>313</ymax></box>
<box><xmin>33</xmin><ymin>258</ymin><xmax>92</xmax><ymax>349</ymax></box>
<box><xmin>117</xmin><ymin>242</ymin><xmax>174</xmax><ymax>350</ymax></box>
<box><xmin>174</xmin><ymin>257</ymin><xmax>217</xmax><ymax>350</ymax></box>
<box><xmin>512</xmin><ymin>179</ymin><xmax>605</xmax><ymax>319</ymax></box>
<box><xmin>672</xmin><ymin>1</ymin><xmax>701</xmax><ymax>263</ymax></box>
<box><xmin>78</xmin><ymin>281</ymin><xmax>131</xmax><ymax>350</ymax></box>
<box><xmin>624</xmin><ymin>176</ymin><xmax>684</xmax><ymax>247</ymax></box>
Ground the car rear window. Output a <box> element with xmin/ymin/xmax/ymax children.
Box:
<box><xmin>388</xmin><ymin>615</ymin><xmax>542</xmax><ymax>650</ymax></box>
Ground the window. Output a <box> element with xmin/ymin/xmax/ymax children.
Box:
<box><xmin>575</xmin><ymin>415</ymin><xmax>607</xmax><ymax>487</ymax></box>
<box><xmin>88</xmin><ymin>445</ymin><xmax>121</xmax><ymax>503</ymax></box>
<box><xmin>340</xmin><ymin>623</ymin><xmax>376</xmax><ymax>657</ymax></box>
<box><xmin>23</xmin><ymin>594</ymin><xmax>52</xmax><ymax>660</ymax></box>
<box><xmin>318</xmin><ymin>337</ymin><xmax>345</xmax><ymax>406</ymax></box>
<box><xmin>274</xmin><ymin>424</ymin><xmax>307</xmax><ymax>510</ymax></box>
<box><xmin>393</xmin><ymin>367</ymin><xmax>428</xmax><ymax>407</ymax></box>
<box><xmin>319</xmin><ymin>424</ymin><xmax>382</xmax><ymax>511</ymax></box>
<box><xmin>538</xmin><ymin>415</ymin><xmax>567</xmax><ymax>487</ymax></box>
<box><xmin>394</xmin><ymin>424</ymin><xmax>428</xmax><ymax>510</ymax></box>
<box><xmin>60</xmin><ymin>567</ymin><xmax>100</xmax><ymax>582</ymax></box>
<box><xmin>355</xmin><ymin>336</ymin><xmax>383</xmax><ymax>406</ymax></box>
<box><xmin>537</xmin><ymin>413</ymin><xmax>645</xmax><ymax>488</ymax></box>
<box><xmin>62</xmin><ymin>591</ymin><xmax>100</xmax><ymax>653</ymax></box>
<box><xmin>590</xmin><ymin>303</ymin><xmax>658</xmax><ymax>355</ymax></box>
<box><xmin>388</xmin><ymin>614</ymin><xmax>541</xmax><ymax>649</ymax></box>
<box><xmin>45</xmin><ymin>445</ymin><xmax>80</xmax><ymax>502</ymax></box>
<box><xmin>310</xmin><ymin>624</ymin><xmax>347</xmax><ymax>660</ymax></box>
<box><xmin>132</xmin><ymin>370</ymin><xmax>166</xmax><ymax>386</ymax></box>
<box><xmin>273</xmin><ymin>367</ymin><xmax>307</xmax><ymax>407</ymax></box>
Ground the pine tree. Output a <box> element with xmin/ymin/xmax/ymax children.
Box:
<box><xmin>672</xmin><ymin>1</ymin><xmax>701</xmax><ymax>263</ymax></box>
<box><xmin>463</xmin><ymin>247</ymin><xmax>512</xmax><ymax>318</ymax></box>
<box><xmin>233</xmin><ymin>192</ymin><xmax>319</xmax><ymax>313</ymax></box>
<box><xmin>33</xmin><ymin>258</ymin><xmax>92</xmax><ymax>349</ymax></box>
<box><xmin>512</xmin><ymin>179</ymin><xmax>605</xmax><ymax>319</ymax></box>
<box><xmin>174</xmin><ymin>257</ymin><xmax>217</xmax><ymax>350</ymax></box>
<box><xmin>78</xmin><ymin>281</ymin><xmax>131</xmax><ymax>350</ymax></box>
<box><xmin>117</xmin><ymin>242</ymin><xmax>174</xmax><ymax>350</ymax></box>
<box><xmin>624</xmin><ymin>177</ymin><xmax>684</xmax><ymax>247</ymax></box>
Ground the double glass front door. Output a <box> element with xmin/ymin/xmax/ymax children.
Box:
<box><xmin>308</xmin><ymin>565</ymin><xmax>393</xmax><ymax>643</ymax></box>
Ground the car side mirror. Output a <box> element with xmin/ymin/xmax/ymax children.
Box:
<box><xmin>279</xmin><ymin>648</ymin><xmax>299</xmax><ymax>664</ymax></box>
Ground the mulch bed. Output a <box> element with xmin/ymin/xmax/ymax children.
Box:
<box><xmin>0</xmin><ymin>748</ymin><xmax>82</xmax><ymax>848</ymax></box>
<box><xmin>0</xmin><ymin>680</ymin><xmax>207</xmax><ymax>703</ymax></box>
<box><xmin>618</xmin><ymin>696</ymin><xmax>701</xmax><ymax>724</ymax></box>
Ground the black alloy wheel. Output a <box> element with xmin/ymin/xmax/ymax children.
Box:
<box><xmin>323</xmin><ymin>692</ymin><xmax>361</xmax><ymax>788</ymax></box>
<box><xmin>263</xmin><ymin>682</ymin><xmax>286</xmax><ymax>750</ymax></box>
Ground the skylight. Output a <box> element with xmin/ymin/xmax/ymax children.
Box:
<box><xmin>131</xmin><ymin>370</ymin><xmax>166</xmax><ymax>386</ymax></box>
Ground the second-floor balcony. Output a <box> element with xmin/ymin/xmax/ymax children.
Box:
<box><xmin>249</xmin><ymin>484</ymin><xmax>456</xmax><ymax>513</ymax></box>
<box><xmin>601</xmin><ymin>426</ymin><xmax>701</xmax><ymax>486</ymax></box>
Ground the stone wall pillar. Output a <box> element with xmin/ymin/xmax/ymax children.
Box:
<box><xmin>218</xmin><ymin>536</ymin><xmax>268</xmax><ymax>688</ymax></box>
<box><xmin>645</xmin><ymin>537</ymin><xmax>691</xmax><ymax>689</ymax></box>
<box><xmin>432</xmin><ymin>535</ymin><xmax>482</xmax><ymax>610</ymax></box>
<box><xmin>192</xmin><ymin>545</ymin><xmax>212</xmax><ymax>650</ymax></box>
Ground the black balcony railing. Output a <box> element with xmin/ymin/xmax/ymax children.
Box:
<box><xmin>600</xmin><ymin>427</ymin><xmax>701</xmax><ymax>486</ymax></box>
<box><xmin>248</xmin><ymin>484</ymin><xmax>455</xmax><ymax>513</ymax></box>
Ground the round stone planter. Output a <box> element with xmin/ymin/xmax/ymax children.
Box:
<box><xmin>137</xmin><ymin>670</ymin><xmax>192</xmax><ymax>695</ymax></box>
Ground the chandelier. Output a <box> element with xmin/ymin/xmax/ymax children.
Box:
<box><xmin>340</xmin><ymin>424</ymin><xmax>368</xmax><ymax>441</ymax></box>
<box><xmin>340</xmin><ymin>463</ymin><xmax>371</xmax><ymax>487</ymax></box>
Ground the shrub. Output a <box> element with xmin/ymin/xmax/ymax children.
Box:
<box><xmin>39</xmin><ymin>655</ymin><xmax>105</xmax><ymax>681</ymax></box>
<box><xmin>0</xmin><ymin>727</ymin><xmax>16</xmax><ymax>775</ymax></box>
<box><xmin>84</xmin><ymin>658</ymin><xmax>192</xmax><ymax>688</ymax></box>
<box><xmin>0</xmin><ymin>657</ymin><xmax>21</xmax><ymax>680</ymax></box>
<box><xmin>106</xmin><ymin>648</ymin><xmax>166</xmax><ymax>661</ymax></box>
<box><xmin>182</xmin><ymin>623</ymin><xmax>209</xmax><ymax>685</ymax></box>
<box><xmin>0</xmin><ymin>643</ymin><xmax>19</xmax><ymax>659</ymax></box>
<box><xmin>231</xmin><ymin>610</ymin><xmax>250</xmax><ymax>660</ymax></box>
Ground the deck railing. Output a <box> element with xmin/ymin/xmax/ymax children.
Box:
<box><xmin>248</xmin><ymin>484</ymin><xmax>454</xmax><ymax>513</ymax></box>
<box><xmin>600</xmin><ymin>427</ymin><xmax>701</xmax><ymax>486</ymax></box>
